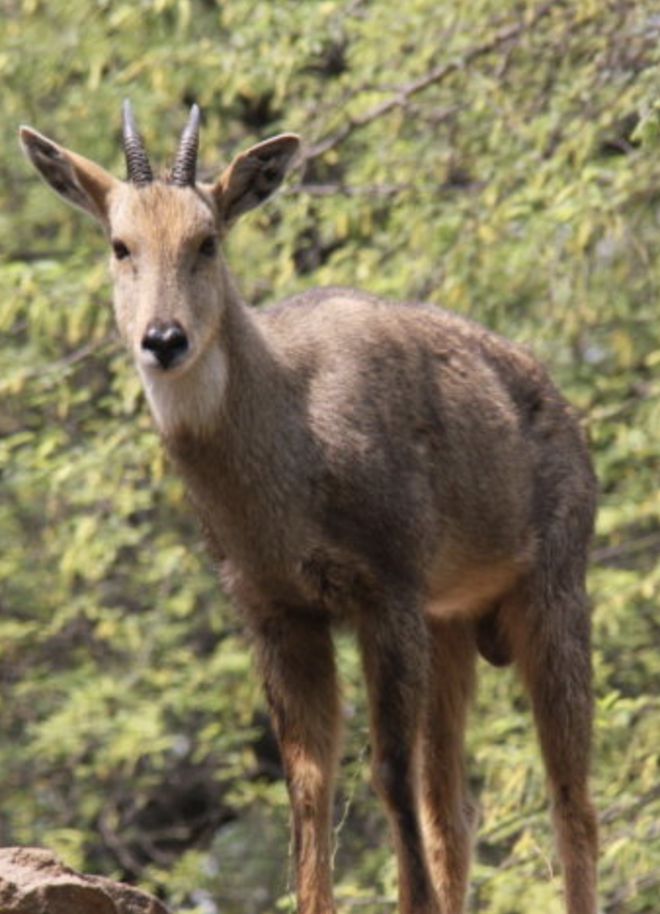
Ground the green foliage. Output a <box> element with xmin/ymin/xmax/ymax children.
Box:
<box><xmin>1</xmin><ymin>1</ymin><xmax>658</xmax><ymax>911</ymax></box>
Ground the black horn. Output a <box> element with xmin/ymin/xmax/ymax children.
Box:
<box><xmin>122</xmin><ymin>100</ymin><xmax>153</xmax><ymax>186</ymax></box>
<box><xmin>169</xmin><ymin>104</ymin><xmax>201</xmax><ymax>187</ymax></box>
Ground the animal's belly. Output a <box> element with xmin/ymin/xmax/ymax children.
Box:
<box><xmin>425</xmin><ymin>556</ymin><xmax>528</xmax><ymax>620</ymax></box>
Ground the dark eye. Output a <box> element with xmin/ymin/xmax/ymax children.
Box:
<box><xmin>112</xmin><ymin>239</ymin><xmax>130</xmax><ymax>260</ymax></box>
<box><xmin>198</xmin><ymin>235</ymin><xmax>217</xmax><ymax>258</ymax></box>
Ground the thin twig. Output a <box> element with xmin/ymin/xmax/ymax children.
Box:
<box><xmin>285</xmin><ymin>182</ymin><xmax>409</xmax><ymax>198</ymax></box>
<box><xmin>600</xmin><ymin>784</ymin><xmax>660</xmax><ymax>826</ymax></box>
<box><xmin>592</xmin><ymin>533</ymin><xmax>660</xmax><ymax>566</ymax></box>
<box><xmin>0</xmin><ymin>336</ymin><xmax>117</xmax><ymax>395</ymax></box>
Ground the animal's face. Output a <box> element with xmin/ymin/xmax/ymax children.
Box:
<box><xmin>105</xmin><ymin>180</ymin><xmax>225</xmax><ymax>377</ymax></box>
<box><xmin>19</xmin><ymin>104</ymin><xmax>300</xmax><ymax>380</ymax></box>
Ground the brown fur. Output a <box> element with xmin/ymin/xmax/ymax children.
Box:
<box><xmin>20</xmin><ymin>117</ymin><xmax>598</xmax><ymax>914</ymax></box>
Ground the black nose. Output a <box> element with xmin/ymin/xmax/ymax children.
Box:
<box><xmin>141</xmin><ymin>321</ymin><xmax>189</xmax><ymax>369</ymax></box>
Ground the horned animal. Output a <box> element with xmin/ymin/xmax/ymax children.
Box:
<box><xmin>20</xmin><ymin>103</ymin><xmax>598</xmax><ymax>914</ymax></box>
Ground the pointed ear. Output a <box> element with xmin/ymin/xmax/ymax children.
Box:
<box><xmin>19</xmin><ymin>126</ymin><xmax>118</xmax><ymax>228</ymax></box>
<box><xmin>211</xmin><ymin>133</ymin><xmax>300</xmax><ymax>226</ymax></box>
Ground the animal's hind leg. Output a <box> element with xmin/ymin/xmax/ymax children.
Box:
<box><xmin>419</xmin><ymin>619</ymin><xmax>477</xmax><ymax>914</ymax></box>
<box><xmin>505</xmin><ymin>583</ymin><xmax>598</xmax><ymax>914</ymax></box>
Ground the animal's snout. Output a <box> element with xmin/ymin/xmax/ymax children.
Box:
<box><xmin>141</xmin><ymin>320</ymin><xmax>189</xmax><ymax>370</ymax></box>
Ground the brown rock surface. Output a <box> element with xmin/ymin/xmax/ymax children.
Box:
<box><xmin>0</xmin><ymin>847</ymin><xmax>171</xmax><ymax>914</ymax></box>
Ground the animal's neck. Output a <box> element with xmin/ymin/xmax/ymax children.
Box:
<box><xmin>148</xmin><ymin>283</ymin><xmax>299</xmax><ymax>579</ymax></box>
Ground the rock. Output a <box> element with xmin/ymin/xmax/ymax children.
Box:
<box><xmin>0</xmin><ymin>847</ymin><xmax>171</xmax><ymax>914</ymax></box>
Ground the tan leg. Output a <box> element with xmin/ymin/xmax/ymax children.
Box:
<box><xmin>358</xmin><ymin>606</ymin><xmax>441</xmax><ymax>914</ymax></box>
<box><xmin>505</xmin><ymin>585</ymin><xmax>598</xmax><ymax>914</ymax></box>
<box><xmin>419</xmin><ymin>620</ymin><xmax>477</xmax><ymax>914</ymax></box>
<box><xmin>254</xmin><ymin>613</ymin><xmax>341</xmax><ymax>914</ymax></box>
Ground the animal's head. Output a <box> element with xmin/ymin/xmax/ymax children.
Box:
<box><xmin>19</xmin><ymin>102</ymin><xmax>300</xmax><ymax>378</ymax></box>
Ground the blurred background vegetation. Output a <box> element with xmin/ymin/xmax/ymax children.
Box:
<box><xmin>0</xmin><ymin>0</ymin><xmax>658</xmax><ymax>911</ymax></box>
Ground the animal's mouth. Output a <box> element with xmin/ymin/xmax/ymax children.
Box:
<box><xmin>139</xmin><ymin>345</ymin><xmax>190</xmax><ymax>373</ymax></box>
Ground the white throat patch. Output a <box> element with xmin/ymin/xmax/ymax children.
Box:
<box><xmin>138</xmin><ymin>346</ymin><xmax>227</xmax><ymax>439</ymax></box>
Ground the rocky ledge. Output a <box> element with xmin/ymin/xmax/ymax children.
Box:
<box><xmin>0</xmin><ymin>847</ymin><xmax>171</xmax><ymax>914</ymax></box>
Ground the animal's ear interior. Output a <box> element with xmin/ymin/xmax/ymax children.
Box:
<box><xmin>212</xmin><ymin>133</ymin><xmax>301</xmax><ymax>226</ymax></box>
<box><xmin>19</xmin><ymin>126</ymin><xmax>117</xmax><ymax>227</ymax></box>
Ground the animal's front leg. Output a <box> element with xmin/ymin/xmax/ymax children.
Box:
<box><xmin>254</xmin><ymin>612</ymin><xmax>341</xmax><ymax>914</ymax></box>
<box><xmin>358</xmin><ymin>601</ymin><xmax>441</xmax><ymax>914</ymax></box>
